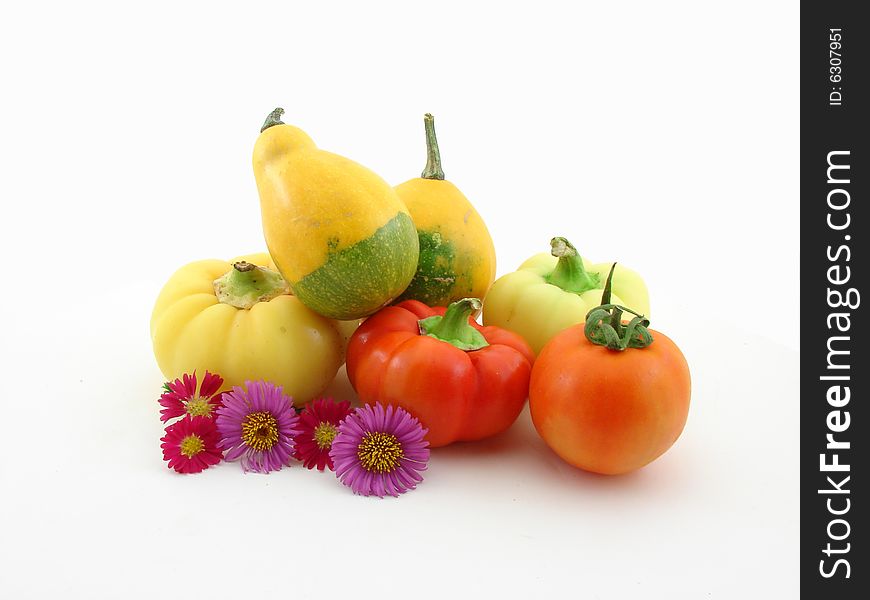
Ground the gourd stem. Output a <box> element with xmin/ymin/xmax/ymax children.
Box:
<box><xmin>418</xmin><ymin>298</ymin><xmax>489</xmax><ymax>351</ymax></box>
<box><xmin>421</xmin><ymin>113</ymin><xmax>445</xmax><ymax>180</ymax></box>
<box><xmin>546</xmin><ymin>237</ymin><xmax>600</xmax><ymax>294</ymax></box>
<box><xmin>261</xmin><ymin>107</ymin><xmax>285</xmax><ymax>133</ymax></box>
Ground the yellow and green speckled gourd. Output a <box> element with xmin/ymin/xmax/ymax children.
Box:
<box><xmin>394</xmin><ymin>114</ymin><xmax>496</xmax><ymax>307</ymax></box>
<box><xmin>253</xmin><ymin>108</ymin><xmax>419</xmax><ymax>320</ymax></box>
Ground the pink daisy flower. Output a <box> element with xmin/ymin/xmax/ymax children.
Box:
<box><xmin>215</xmin><ymin>380</ymin><xmax>301</xmax><ymax>473</ymax></box>
<box><xmin>160</xmin><ymin>415</ymin><xmax>223</xmax><ymax>474</ymax></box>
<box><xmin>293</xmin><ymin>397</ymin><xmax>353</xmax><ymax>471</ymax></box>
<box><xmin>330</xmin><ymin>403</ymin><xmax>430</xmax><ymax>498</ymax></box>
<box><xmin>159</xmin><ymin>371</ymin><xmax>224</xmax><ymax>423</ymax></box>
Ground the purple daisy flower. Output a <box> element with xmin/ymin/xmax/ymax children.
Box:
<box><xmin>215</xmin><ymin>380</ymin><xmax>301</xmax><ymax>473</ymax></box>
<box><xmin>330</xmin><ymin>403</ymin><xmax>430</xmax><ymax>497</ymax></box>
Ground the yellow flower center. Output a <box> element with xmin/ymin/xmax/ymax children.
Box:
<box><xmin>357</xmin><ymin>432</ymin><xmax>404</xmax><ymax>473</ymax></box>
<box><xmin>313</xmin><ymin>422</ymin><xmax>339</xmax><ymax>450</ymax></box>
<box><xmin>241</xmin><ymin>411</ymin><xmax>279</xmax><ymax>451</ymax></box>
<box><xmin>186</xmin><ymin>396</ymin><xmax>213</xmax><ymax>417</ymax></box>
<box><xmin>179</xmin><ymin>434</ymin><xmax>205</xmax><ymax>458</ymax></box>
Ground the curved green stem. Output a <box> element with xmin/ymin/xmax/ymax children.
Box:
<box><xmin>545</xmin><ymin>237</ymin><xmax>601</xmax><ymax>294</ymax></box>
<box><xmin>261</xmin><ymin>107</ymin><xmax>285</xmax><ymax>133</ymax></box>
<box><xmin>213</xmin><ymin>261</ymin><xmax>290</xmax><ymax>309</ymax></box>
<box><xmin>584</xmin><ymin>263</ymin><xmax>653</xmax><ymax>351</ymax></box>
<box><xmin>418</xmin><ymin>298</ymin><xmax>489</xmax><ymax>351</ymax></box>
<box><xmin>420</xmin><ymin>113</ymin><xmax>445</xmax><ymax>180</ymax></box>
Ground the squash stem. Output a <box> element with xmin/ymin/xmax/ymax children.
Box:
<box><xmin>421</xmin><ymin>113</ymin><xmax>445</xmax><ymax>180</ymax></box>
<box><xmin>213</xmin><ymin>261</ymin><xmax>290</xmax><ymax>309</ymax></box>
<box><xmin>418</xmin><ymin>298</ymin><xmax>489</xmax><ymax>351</ymax></box>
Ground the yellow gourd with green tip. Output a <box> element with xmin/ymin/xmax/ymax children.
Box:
<box><xmin>253</xmin><ymin>108</ymin><xmax>419</xmax><ymax>320</ymax></box>
<box><xmin>394</xmin><ymin>114</ymin><xmax>496</xmax><ymax>307</ymax></box>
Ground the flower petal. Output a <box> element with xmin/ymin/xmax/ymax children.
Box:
<box><xmin>199</xmin><ymin>371</ymin><xmax>224</xmax><ymax>398</ymax></box>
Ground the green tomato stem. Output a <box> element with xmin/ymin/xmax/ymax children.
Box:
<box><xmin>545</xmin><ymin>237</ymin><xmax>601</xmax><ymax>294</ymax></box>
<box><xmin>261</xmin><ymin>107</ymin><xmax>285</xmax><ymax>132</ymax></box>
<box><xmin>213</xmin><ymin>261</ymin><xmax>290</xmax><ymax>309</ymax></box>
<box><xmin>420</xmin><ymin>113</ymin><xmax>445</xmax><ymax>180</ymax></box>
<box><xmin>418</xmin><ymin>298</ymin><xmax>489</xmax><ymax>351</ymax></box>
<box><xmin>584</xmin><ymin>263</ymin><xmax>653</xmax><ymax>351</ymax></box>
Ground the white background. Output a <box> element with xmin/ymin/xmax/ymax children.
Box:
<box><xmin>0</xmin><ymin>1</ymin><xmax>799</xmax><ymax>598</ymax></box>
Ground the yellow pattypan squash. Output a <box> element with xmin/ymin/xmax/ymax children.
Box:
<box><xmin>150</xmin><ymin>253</ymin><xmax>358</xmax><ymax>407</ymax></box>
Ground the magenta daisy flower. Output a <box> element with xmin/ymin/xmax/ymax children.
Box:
<box><xmin>160</xmin><ymin>415</ymin><xmax>223</xmax><ymax>474</ymax></box>
<box><xmin>215</xmin><ymin>380</ymin><xmax>301</xmax><ymax>473</ymax></box>
<box><xmin>293</xmin><ymin>397</ymin><xmax>353</xmax><ymax>471</ymax></box>
<box><xmin>330</xmin><ymin>403</ymin><xmax>430</xmax><ymax>497</ymax></box>
<box><xmin>159</xmin><ymin>371</ymin><xmax>224</xmax><ymax>422</ymax></box>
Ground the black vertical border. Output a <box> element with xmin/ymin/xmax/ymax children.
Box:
<box><xmin>801</xmin><ymin>2</ymin><xmax>867</xmax><ymax>596</ymax></box>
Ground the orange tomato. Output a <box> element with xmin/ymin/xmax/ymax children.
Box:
<box><xmin>529</xmin><ymin>323</ymin><xmax>690</xmax><ymax>475</ymax></box>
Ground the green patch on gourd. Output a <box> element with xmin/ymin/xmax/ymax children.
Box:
<box><xmin>397</xmin><ymin>229</ymin><xmax>459</xmax><ymax>306</ymax></box>
<box><xmin>292</xmin><ymin>212</ymin><xmax>418</xmax><ymax>320</ymax></box>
